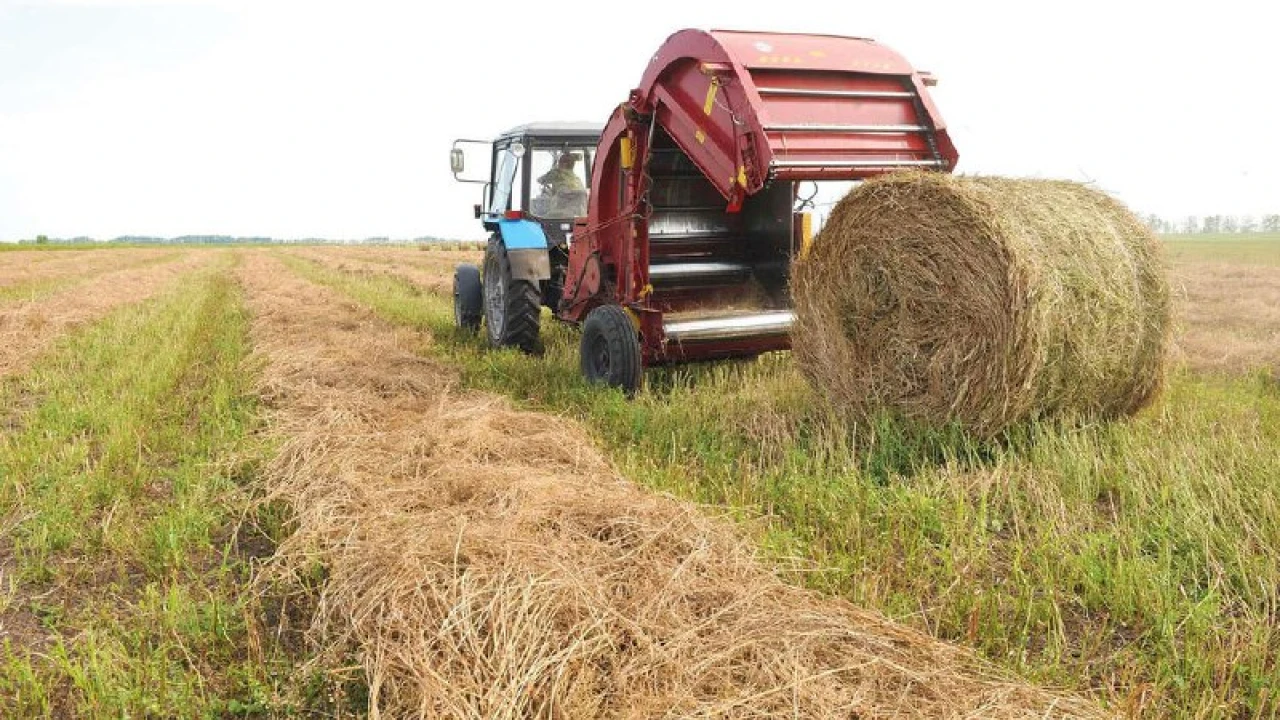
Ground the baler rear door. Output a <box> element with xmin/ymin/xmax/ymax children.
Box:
<box><xmin>752</xmin><ymin>69</ymin><xmax>947</xmax><ymax>178</ymax></box>
<box><xmin>710</xmin><ymin>30</ymin><xmax>959</xmax><ymax>184</ymax></box>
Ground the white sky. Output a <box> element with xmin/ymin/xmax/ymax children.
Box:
<box><xmin>1</xmin><ymin>0</ymin><xmax>1276</xmax><ymax>241</ymax></box>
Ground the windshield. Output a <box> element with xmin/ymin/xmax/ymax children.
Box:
<box><xmin>529</xmin><ymin>146</ymin><xmax>592</xmax><ymax>219</ymax></box>
<box><xmin>488</xmin><ymin>143</ymin><xmax>523</xmax><ymax>216</ymax></box>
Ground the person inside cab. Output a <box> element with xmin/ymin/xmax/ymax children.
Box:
<box><xmin>536</xmin><ymin>152</ymin><xmax>588</xmax><ymax>217</ymax></box>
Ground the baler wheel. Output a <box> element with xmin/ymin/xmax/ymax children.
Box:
<box><xmin>482</xmin><ymin>239</ymin><xmax>542</xmax><ymax>353</ymax></box>
<box><xmin>453</xmin><ymin>264</ymin><xmax>482</xmax><ymax>331</ymax></box>
<box><xmin>580</xmin><ymin>305</ymin><xmax>642</xmax><ymax>395</ymax></box>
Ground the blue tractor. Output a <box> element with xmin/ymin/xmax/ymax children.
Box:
<box><xmin>450</xmin><ymin>122</ymin><xmax>603</xmax><ymax>353</ymax></box>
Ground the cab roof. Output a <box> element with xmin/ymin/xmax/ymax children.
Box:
<box><xmin>497</xmin><ymin>121</ymin><xmax>604</xmax><ymax>140</ymax></box>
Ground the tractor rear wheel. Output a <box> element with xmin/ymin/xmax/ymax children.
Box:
<box><xmin>453</xmin><ymin>264</ymin><xmax>482</xmax><ymax>331</ymax></box>
<box><xmin>580</xmin><ymin>305</ymin><xmax>642</xmax><ymax>395</ymax></box>
<box><xmin>482</xmin><ymin>239</ymin><xmax>542</xmax><ymax>353</ymax></box>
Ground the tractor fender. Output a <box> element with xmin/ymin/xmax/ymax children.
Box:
<box><xmin>497</xmin><ymin>219</ymin><xmax>552</xmax><ymax>281</ymax></box>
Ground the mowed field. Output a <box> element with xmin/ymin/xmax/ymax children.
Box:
<box><xmin>0</xmin><ymin>237</ymin><xmax>1276</xmax><ymax>717</ymax></box>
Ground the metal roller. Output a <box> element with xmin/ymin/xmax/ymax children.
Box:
<box><xmin>649</xmin><ymin>261</ymin><xmax>753</xmax><ymax>283</ymax></box>
<box><xmin>663</xmin><ymin>311</ymin><xmax>795</xmax><ymax>344</ymax></box>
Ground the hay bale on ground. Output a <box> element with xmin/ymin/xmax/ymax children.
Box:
<box><xmin>791</xmin><ymin>173</ymin><xmax>1170</xmax><ymax>437</ymax></box>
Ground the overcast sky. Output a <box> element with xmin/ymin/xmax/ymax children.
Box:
<box><xmin>1</xmin><ymin>0</ymin><xmax>1276</xmax><ymax>241</ymax></box>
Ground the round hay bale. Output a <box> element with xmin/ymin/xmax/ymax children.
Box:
<box><xmin>790</xmin><ymin>173</ymin><xmax>1170</xmax><ymax>437</ymax></box>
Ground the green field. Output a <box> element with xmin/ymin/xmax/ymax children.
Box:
<box><xmin>1</xmin><ymin>237</ymin><xmax>1277</xmax><ymax>717</ymax></box>
<box><xmin>1162</xmin><ymin>232</ymin><xmax>1280</xmax><ymax>265</ymax></box>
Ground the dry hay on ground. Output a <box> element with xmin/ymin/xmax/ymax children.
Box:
<box><xmin>289</xmin><ymin>244</ymin><xmax>481</xmax><ymax>269</ymax></box>
<box><xmin>287</xmin><ymin>244</ymin><xmax>480</xmax><ymax>271</ymax></box>
<box><xmin>0</xmin><ymin>251</ymin><xmax>210</xmax><ymax>379</ymax></box>
<box><xmin>0</xmin><ymin>247</ymin><xmax>174</xmax><ymax>294</ymax></box>
<box><xmin>242</xmin><ymin>254</ymin><xmax>1108</xmax><ymax>719</ymax></box>
<box><xmin>792</xmin><ymin>173</ymin><xmax>1171</xmax><ymax>437</ymax></box>
<box><xmin>1168</xmin><ymin>260</ymin><xmax>1280</xmax><ymax>375</ymax></box>
<box><xmin>286</xmin><ymin>246</ymin><xmax>466</xmax><ymax>295</ymax></box>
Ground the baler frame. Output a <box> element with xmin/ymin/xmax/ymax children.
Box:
<box><xmin>452</xmin><ymin>28</ymin><xmax>957</xmax><ymax>392</ymax></box>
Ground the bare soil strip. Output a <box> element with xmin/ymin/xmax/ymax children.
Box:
<box><xmin>242</xmin><ymin>252</ymin><xmax>1107</xmax><ymax>718</ymax></box>
<box><xmin>0</xmin><ymin>251</ymin><xmax>213</xmax><ymax>379</ymax></box>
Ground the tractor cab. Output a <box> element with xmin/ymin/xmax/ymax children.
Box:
<box><xmin>452</xmin><ymin>122</ymin><xmax>603</xmax><ymax>245</ymax></box>
<box><xmin>450</xmin><ymin>122</ymin><xmax>604</xmax><ymax>352</ymax></box>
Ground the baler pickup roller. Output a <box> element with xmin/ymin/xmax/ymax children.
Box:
<box><xmin>663</xmin><ymin>310</ymin><xmax>795</xmax><ymax>344</ymax></box>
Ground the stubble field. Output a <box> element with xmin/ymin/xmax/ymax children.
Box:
<box><xmin>0</xmin><ymin>237</ymin><xmax>1276</xmax><ymax>718</ymax></box>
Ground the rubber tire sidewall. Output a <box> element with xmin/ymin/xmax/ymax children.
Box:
<box><xmin>580</xmin><ymin>304</ymin><xmax>642</xmax><ymax>395</ymax></box>
<box><xmin>482</xmin><ymin>238</ymin><xmax>542</xmax><ymax>353</ymax></box>
<box><xmin>453</xmin><ymin>264</ymin><xmax>482</xmax><ymax>331</ymax></box>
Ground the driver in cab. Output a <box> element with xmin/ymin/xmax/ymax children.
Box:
<box><xmin>537</xmin><ymin>152</ymin><xmax>587</xmax><ymax>217</ymax></box>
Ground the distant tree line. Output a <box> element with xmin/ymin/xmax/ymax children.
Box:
<box><xmin>1144</xmin><ymin>214</ymin><xmax>1280</xmax><ymax>234</ymax></box>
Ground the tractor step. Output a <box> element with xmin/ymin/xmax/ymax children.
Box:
<box><xmin>663</xmin><ymin>310</ymin><xmax>794</xmax><ymax>344</ymax></box>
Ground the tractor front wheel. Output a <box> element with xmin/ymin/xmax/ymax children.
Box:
<box><xmin>580</xmin><ymin>305</ymin><xmax>642</xmax><ymax>395</ymax></box>
<box><xmin>482</xmin><ymin>239</ymin><xmax>542</xmax><ymax>353</ymax></box>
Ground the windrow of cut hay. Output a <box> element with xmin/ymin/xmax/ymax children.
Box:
<box><xmin>242</xmin><ymin>253</ymin><xmax>1108</xmax><ymax>718</ymax></box>
<box><xmin>0</xmin><ymin>246</ymin><xmax>174</xmax><ymax>291</ymax></box>
<box><xmin>0</xmin><ymin>250</ymin><xmax>213</xmax><ymax>379</ymax></box>
<box><xmin>289</xmin><ymin>246</ymin><xmax>457</xmax><ymax>295</ymax></box>
<box><xmin>791</xmin><ymin>173</ymin><xmax>1170</xmax><ymax>437</ymax></box>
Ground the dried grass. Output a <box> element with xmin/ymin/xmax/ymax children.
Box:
<box><xmin>792</xmin><ymin>173</ymin><xmax>1171</xmax><ymax>437</ymax></box>
<box><xmin>0</xmin><ymin>251</ymin><xmax>213</xmax><ymax>379</ymax></box>
<box><xmin>0</xmin><ymin>247</ymin><xmax>174</xmax><ymax>292</ymax></box>
<box><xmin>1167</xmin><ymin>260</ymin><xmax>1280</xmax><ymax>375</ymax></box>
<box><xmin>242</xmin><ymin>253</ymin><xmax>1109</xmax><ymax>718</ymax></box>
<box><xmin>288</xmin><ymin>247</ymin><xmax>469</xmax><ymax>295</ymax></box>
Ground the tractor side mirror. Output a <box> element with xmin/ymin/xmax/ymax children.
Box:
<box><xmin>451</xmin><ymin>139</ymin><xmax>492</xmax><ymax>185</ymax></box>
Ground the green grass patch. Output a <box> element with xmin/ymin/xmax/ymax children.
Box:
<box><xmin>1162</xmin><ymin>233</ymin><xmax>1280</xmax><ymax>266</ymax></box>
<box><xmin>285</xmin><ymin>253</ymin><xmax>1280</xmax><ymax>718</ymax></box>
<box><xmin>0</xmin><ymin>257</ymin><xmax>308</xmax><ymax>717</ymax></box>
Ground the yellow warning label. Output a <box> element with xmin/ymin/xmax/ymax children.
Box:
<box><xmin>800</xmin><ymin>212</ymin><xmax>814</xmax><ymax>257</ymax></box>
<box><xmin>620</xmin><ymin>137</ymin><xmax>633</xmax><ymax>169</ymax></box>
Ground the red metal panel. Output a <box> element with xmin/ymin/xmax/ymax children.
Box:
<box><xmin>625</xmin><ymin>28</ymin><xmax>957</xmax><ymax>203</ymax></box>
<box><xmin>654</xmin><ymin>335</ymin><xmax>792</xmax><ymax>365</ymax></box>
<box><xmin>711</xmin><ymin>30</ymin><xmax>914</xmax><ymax>75</ymax></box>
<box><xmin>565</xmin><ymin>28</ymin><xmax>960</xmax><ymax>366</ymax></box>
